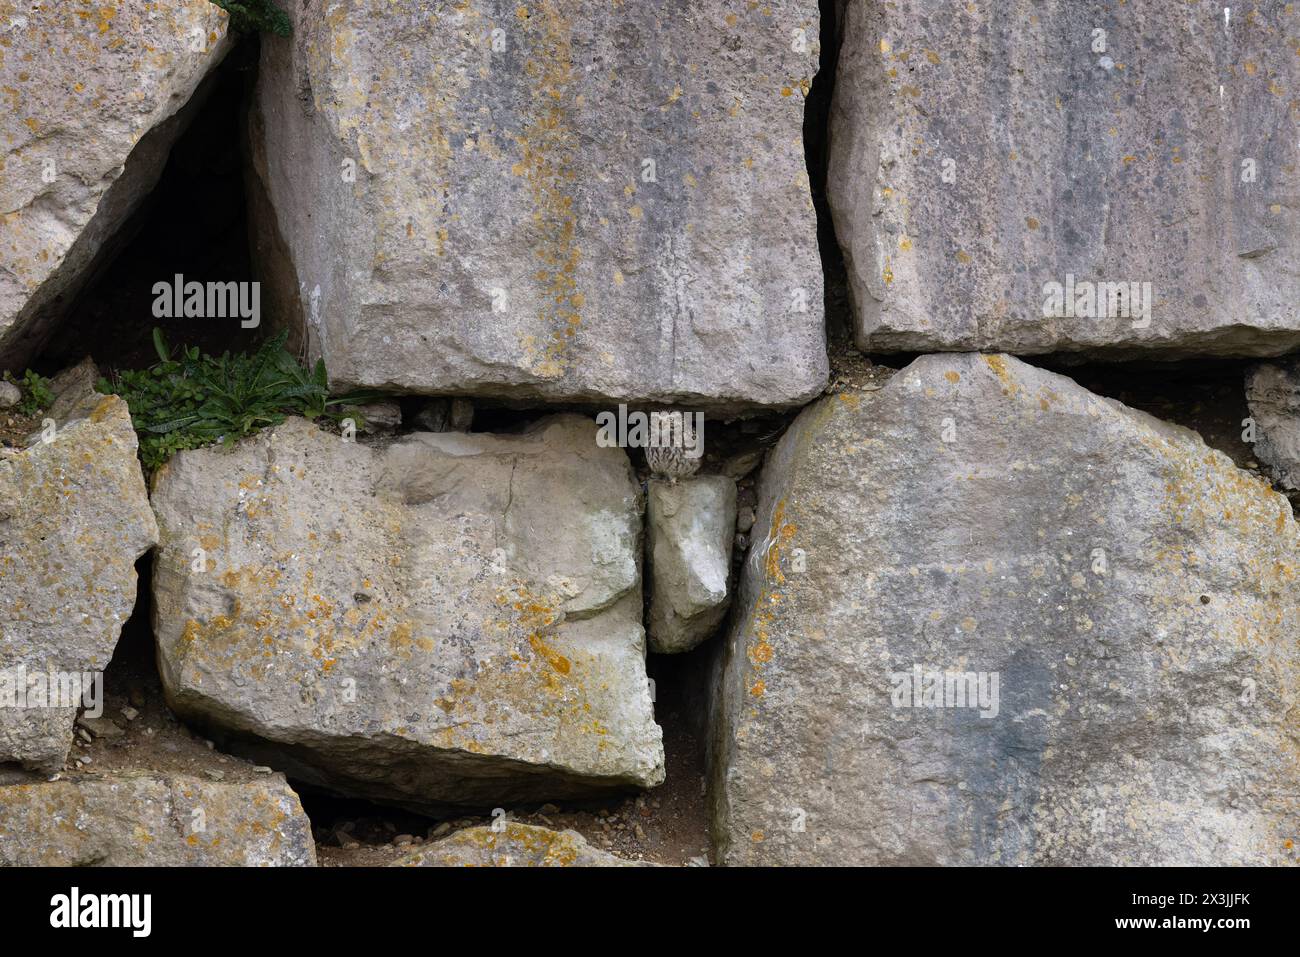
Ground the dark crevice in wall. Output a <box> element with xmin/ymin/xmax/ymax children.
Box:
<box><xmin>1035</xmin><ymin>356</ymin><xmax>1261</xmax><ymax>470</ymax></box>
<box><xmin>36</xmin><ymin>39</ymin><xmax>264</xmax><ymax>375</ymax></box>
<box><xmin>804</xmin><ymin>0</ymin><xmax>854</xmax><ymax>353</ymax></box>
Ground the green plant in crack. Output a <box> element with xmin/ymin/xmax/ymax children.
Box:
<box><xmin>98</xmin><ymin>328</ymin><xmax>384</xmax><ymax>471</ymax></box>
<box><xmin>2</xmin><ymin>369</ymin><xmax>54</xmax><ymax>417</ymax></box>
<box><xmin>209</xmin><ymin>0</ymin><xmax>292</xmax><ymax>37</ymax></box>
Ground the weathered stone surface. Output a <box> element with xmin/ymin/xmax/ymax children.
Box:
<box><xmin>0</xmin><ymin>386</ymin><xmax>157</xmax><ymax>770</ymax></box>
<box><xmin>1245</xmin><ymin>358</ymin><xmax>1300</xmax><ymax>493</ymax></box>
<box><xmin>647</xmin><ymin>476</ymin><xmax>736</xmax><ymax>654</ymax></box>
<box><xmin>392</xmin><ymin>822</ymin><xmax>647</xmax><ymax>867</ymax></box>
<box><xmin>828</xmin><ymin>1</ymin><xmax>1300</xmax><ymax>357</ymax></box>
<box><xmin>344</xmin><ymin>400</ymin><xmax>402</xmax><ymax>434</ymax></box>
<box><xmin>151</xmin><ymin>414</ymin><xmax>663</xmax><ymax>812</ymax></box>
<box><xmin>248</xmin><ymin>0</ymin><xmax>827</xmax><ymax>408</ymax></box>
<box><xmin>711</xmin><ymin>353</ymin><xmax>1300</xmax><ymax>865</ymax></box>
<box><xmin>0</xmin><ymin>1</ymin><xmax>231</xmax><ymax>368</ymax></box>
<box><xmin>0</xmin><ymin>770</ymin><xmax>316</xmax><ymax>866</ymax></box>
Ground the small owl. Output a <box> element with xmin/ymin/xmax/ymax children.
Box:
<box><xmin>645</xmin><ymin>410</ymin><xmax>701</xmax><ymax>483</ymax></box>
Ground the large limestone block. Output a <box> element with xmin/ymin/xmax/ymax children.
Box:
<box><xmin>392</xmin><ymin>822</ymin><xmax>647</xmax><ymax>867</ymax></box>
<box><xmin>151</xmin><ymin>415</ymin><xmax>664</xmax><ymax>812</ymax></box>
<box><xmin>0</xmin><ymin>0</ymin><xmax>231</xmax><ymax>368</ymax></box>
<box><xmin>711</xmin><ymin>353</ymin><xmax>1300</xmax><ymax>865</ymax></box>
<box><xmin>248</xmin><ymin>0</ymin><xmax>827</xmax><ymax>408</ymax></box>
<box><xmin>0</xmin><ymin>771</ymin><xmax>316</xmax><ymax>866</ymax></box>
<box><xmin>828</xmin><ymin>1</ymin><xmax>1299</xmax><ymax>357</ymax></box>
<box><xmin>0</xmin><ymin>390</ymin><xmax>158</xmax><ymax>770</ymax></box>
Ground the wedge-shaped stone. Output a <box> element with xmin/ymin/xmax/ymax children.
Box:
<box><xmin>248</xmin><ymin>0</ymin><xmax>827</xmax><ymax>408</ymax></box>
<box><xmin>711</xmin><ymin>354</ymin><xmax>1300</xmax><ymax>865</ymax></box>
<box><xmin>0</xmin><ymin>389</ymin><xmax>157</xmax><ymax>770</ymax></box>
<box><xmin>151</xmin><ymin>415</ymin><xmax>663</xmax><ymax>812</ymax></box>
<box><xmin>0</xmin><ymin>1</ymin><xmax>231</xmax><ymax>367</ymax></box>
<box><xmin>646</xmin><ymin>476</ymin><xmax>736</xmax><ymax>653</ymax></box>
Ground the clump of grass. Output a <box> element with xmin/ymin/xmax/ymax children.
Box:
<box><xmin>2</xmin><ymin>369</ymin><xmax>54</xmax><ymax>416</ymax></box>
<box><xmin>209</xmin><ymin>0</ymin><xmax>292</xmax><ymax>37</ymax></box>
<box><xmin>97</xmin><ymin>328</ymin><xmax>381</xmax><ymax>471</ymax></box>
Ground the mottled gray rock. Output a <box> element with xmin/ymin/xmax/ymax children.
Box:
<box><xmin>711</xmin><ymin>353</ymin><xmax>1300</xmax><ymax>865</ymax></box>
<box><xmin>392</xmin><ymin>822</ymin><xmax>647</xmax><ymax>867</ymax></box>
<box><xmin>248</xmin><ymin>0</ymin><xmax>827</xmax><ymax>409</ymax></box>
<box><xmin>448</xmin><ymin>398</ymin><xmax>475</xmax><ymax>432</ymax></box>
<box><xmin>0</xmin><ymin>386</ymin><xmax>157</xmax><ymax>770</ymax></box>
<box><xmin>344</xmin><ymin>400</ymin><xmax>402</xmax><ymax>433</ymax></box>
<box><xmin>410</xmin><ymin>398</ymin><xmax>451</xmax><ymax>433</ymax></box>
<box><xmin>828</xmin><ymin>1</ymin><xmax>1299</xmax><ymax>357</ymax></box>
<box><xmin>1245</xmin><ymin>359</ymin><xmax>1300</xmax><ymax>492</ymax></box>
<box><xmin>0</xmin><ymin>770</ymin><xmax>315</xmax><ymax>866</ymax></box>
<box><xmin>0</xmin><ymin>381</ymin><xmax>20</xmax><ymax>410</ymax></box>
<box><xmin>647</xmin><ymin>476</ymin><xmax>736</xmax><ymax>653</ymax></box>
<box><xmin>0</xmin><ymin>1</ymin><xmax>232</xmax><ymax>368</ymax></box>
<box><xmin>150</xmin><ymin>414</ymin><xmax>663</xmax><ymax>812</ymax></box>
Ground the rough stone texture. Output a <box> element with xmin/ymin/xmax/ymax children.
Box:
<box><xmin>1245</xmin><ymin>358</ymin><xmax>1300</xmax><ymax>493</ymax></box>
<box><xmin>828</xmin><ymin>1</ymin><xmax>1300</xmax><ymax>357</ymax></box>
<box><xmin>711</xmin><ymin>353</ymin><xmax>1300</xmax><ymax>865</ymax></box>
<box><xmin>647</xmin><ymin>476</ymin><xmax>736</xmax><ymax>653</ymax></box>
<box><xmin>248</xmin><ymin>0</ymin><xmax>827</xmax><ymax>408</ymax></box>
<box><xmin>392</xmin><ymin>822</ymin><xmax>647</xmax><ymax>867</ymax></box>
<box><xmin>0</xmin><ymin>381</ymin><xmax>19</xmax><ymax>409</ymax></box>
<box><xmin>151</xmin><ymin>414</ymin><xmax>663</xmax><ymax>812</ymax></box>
<box><xmin>0</xmin><ymin>1</ymin><xmax>231</xmax><ymax>369</ymax></box>
<box><xmin>344</xmin><ymin>400</ymin><xmax>402</xmax><ymax>433</ymax></box>
<box><xmin>0</xmin><ymin>387</ymin><xmax>158</xmax><ymax>770</ymax></box>
<box><xmin>0</xmin><ymin>770</ymin><xmax>316</xmax><ymax>866</ymax></box>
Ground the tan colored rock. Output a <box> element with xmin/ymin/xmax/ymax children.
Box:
<box><xmin>392</xmin><ymin>822</ymin><xmax>646</xmax><ymax>867</ymax></box>
<box><xmin>0</xmin><ymin>771</ymin><xmax>316</xmax><ymax>866</ymax></box>
<box><xmin>0</xmin><ymin>387</ymin><xmax>157</xmax><ymax>770</ymax></box>
<box><xmin>150</xmin><ymin>415</ymin><xmax>663</xmax><ymax>812</ymax></box>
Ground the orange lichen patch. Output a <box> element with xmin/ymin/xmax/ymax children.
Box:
<box><xmin>87</xmin><ymin>394</ymin><xmax>119</xmax><ymax>423</ymax></box>
<box><xmin>424</xmin><ymin>583</ymin><xmax>618</xmax><ymax>758</ymax></box>
<box><xmin>411</xmin><ymin>823</ymin><xmax>594</xmax><ymax>866</ymax></box>
<box><xmin>528</xmin><ymin>633</ymin><xmax>571</xmax><ymax>674</ymax></box>
<box><xmin>762</xmin><ymin>499</ymin><xmax>796</xmax><ymax>584</ymax></box>
<box><xmin>945</xmin><ymin>370</ymin><xmax>961</xmax><ymax>383</ymax></box>
<box><xmin>511</xmin><ymin>0</ymin><xmax>583</xmax><ymax>379</ymax></box>
<box><xmin>981</xmin><ymin>354</ymin><xmax>1020</xmax><ymax>398</ymax></box>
